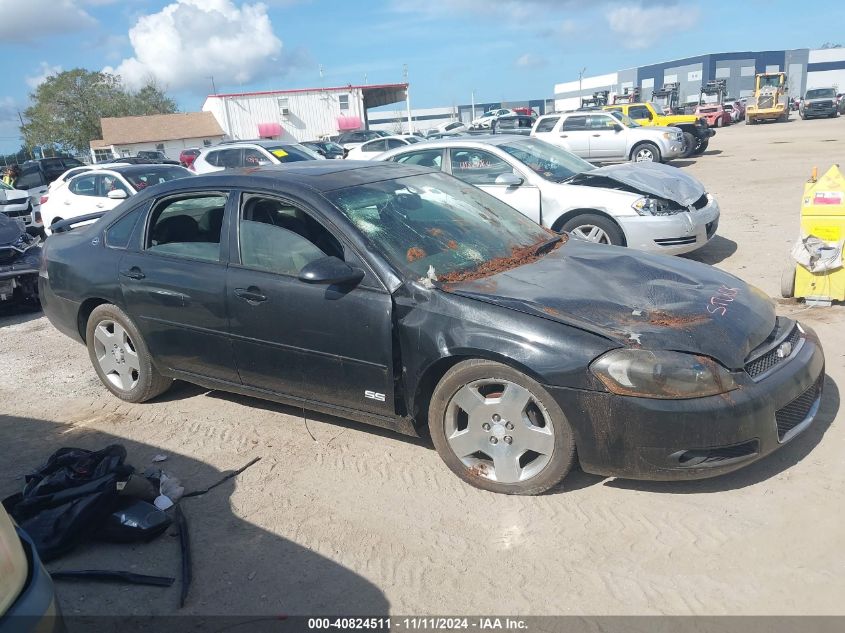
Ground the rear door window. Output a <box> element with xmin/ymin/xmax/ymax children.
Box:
<box><xmin>244</xmin><ymin>148</ymin><xmax>273</xmax><ymax>166</ymax></box>
<box><xmin>69</xmin><ymin>174</ymin><xmax>99</xmax><ymax>196</ymax></box>
<box><xmin>15</xmin><ymin>165</ymin><xmax>45</xmax><ymax>190</ymax></box>
<box><xmin>146</xmin><ymin>194</ymin><xmax>227</xmax><ymax>262</ymax></box>
<box><xmin>562</xmin><ymin>116</ymin><xmax>588</xmax><ymax>131</ymax></box>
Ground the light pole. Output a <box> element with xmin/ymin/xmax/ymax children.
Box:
<box><xmin>578</xmin><ymin>67</ymin><xmax>587</xmax><ymax>100</ymax></box>
<box><xmin>403</xmin><ymin>64</ymin><xmax>413</xmax><ymax>134</ymax></box>
<box><xmin>207</xmin><ymin>76</ymin><xmax>217</xmax><ymax>95</ymax></box>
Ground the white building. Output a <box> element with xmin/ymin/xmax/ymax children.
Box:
<box><xmin>90</xmin><ymin>112</ymin><xmax>225</xmax><ymax>162</ymax></box>
<box><xmin>553</xmin><ymin>48</ymin><xmax>845</xmax><ymax>112</ymax></box>
<box><xmin>368</xmin><ymin>106</ymin><xmax>459</xmax><ymax>134</ymax></box>
<box><xmin>201</xmin><ymin>83</ymin><xmax>409</xmax><ymax>142</ymax></box>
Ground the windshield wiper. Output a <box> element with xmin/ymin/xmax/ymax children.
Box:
<box><xmin>534</xmin><ymin>236</ymin><xmax>562</xmax><ymax>255</ymax></box>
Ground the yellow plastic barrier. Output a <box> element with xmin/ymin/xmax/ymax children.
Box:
<box><xmin>786</xmin><ymin>165</ymin><xmax>845</xmax><ymax>303</ymax></box>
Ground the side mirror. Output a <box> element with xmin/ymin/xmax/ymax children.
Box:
<box><xmin>107</xmin><ymin>189</ymin><xmax>128</xmax><ymax>200</ymax></box>
<box><xmin>495</xmin><ymin>172</ymin><xmax>524</xmax><ymax>187</ymax></box>
<box><xmin>613</xmin><ymin>124</ymin><xmax>624</xmax><ymax>132</ymax></box>
<box><xmin>299</xmin><ymin>256</ymin><xmax>364</xmax><ymax>285</ymax></box>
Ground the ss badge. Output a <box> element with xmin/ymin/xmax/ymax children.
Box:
<box><xmin>365</xmin><ymin>390</ymin><xmax>386</xmax><ymax>402</ymax></box>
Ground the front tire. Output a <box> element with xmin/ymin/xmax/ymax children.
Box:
<box><xmin>86</xmin><ymin>304</ymin><xmax>172</xmax><ymax>403</ymax></box>
<box><xmin>559</xmin><ymin>213</ymin><xmax>624</xmax><ymax>246</ymax></box>
<box><xmin>429</xmin><ymin>360</ymin><xmax>576</xmax><ymax>495</ymax></box>
<box><xmin>681</xmin><ymin>132</ymin><xmax>697</xmax><ymax>158</ymax></box>
<box><xmin>693</xmin><ymin>138</ymin><xmax>709</xmax><ymax>155</ymax></box>
<box><xmin>630</xmin><ymin>142</ymin><xmax>661</xmax><ymax>163</ymax></box>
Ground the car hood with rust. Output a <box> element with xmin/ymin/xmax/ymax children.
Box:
<box><xmin>571</xmin><ymin>162</ymin><xmax>705</xmax><ymax>207</ymax></box>
<box><xmin>442</xmin><ymin>240</ymin><xmax>774</xmax><ymax>369</ymax></box>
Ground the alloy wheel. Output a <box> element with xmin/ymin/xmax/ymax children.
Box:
<box><xmin>444</xmin><ymin>379</ymin><xmax>555</xmax><ymax>483</ymax></box>
<box><xmin>93</xmin><ymin>319</ymin><xmax>140</xmax><ymax>391</ymax></box>
<box><xmin>634</xmin><ymin>148</ymin><xmax>655</xmax><ymax>162</ymax></box>
<box><xmin>569</xmin><ymin>224</ymin><xmax>611</xmax><ymax>244</ymax></box>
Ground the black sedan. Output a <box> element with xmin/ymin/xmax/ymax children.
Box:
<box><xmin>39</xmin><ymin>162</ymin><xmax>825</xmax><ymax>495</ymax></box>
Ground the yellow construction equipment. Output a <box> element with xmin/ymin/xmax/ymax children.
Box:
<box><xmin>746</xmin><ymin>72</ymin><xmax>789</xmax><ymax>124</ymax></box>
<box><xmin>782</xmin><ymin>165</ymin><xmax>845</xmax><ymax>305</ymax></box>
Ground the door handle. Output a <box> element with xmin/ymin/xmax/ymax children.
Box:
<box><xmin>560</xmin><ymin>134</ymin><xmax>568</xmax><ymax>138</ymax></box>
<box><xmin>234</xmin><ymin>287</ymin><xmax>267</xmax><ymax>304</ymax></box>
<box><xmin>96</xmin><ymin>203</ymin><xmax>105</xmax><ymax>208</ymax></box>
<box><xmin>592</xmin><ymin>134</ymin><xmax>601</xmax><ymax>137</ymax></box>
<box><xmin>63</xmin><ymin>200</ymin><xmax>71</xmax><ymax>205</ymax></box>
<box><xmin>120</xmin><ymin>267</ymin><xmax>145</xmax><ymax>280</ymax></box>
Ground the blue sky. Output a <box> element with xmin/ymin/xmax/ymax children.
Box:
<box><xmin>0</xmin><ymin>0</ymin><xmax>841</xmax><ymax>153</ymax></box>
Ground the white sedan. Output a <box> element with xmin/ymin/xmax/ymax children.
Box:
<box><xmin>344</xmin><ymin>135</ymin><xmax>420</xmax><ymax>160</ymax></box>
<box><xmin>470</xmin><ymin>108</ymin><xmax>514</xmax><ymax>129</ymax></box>
<box><xmin>42</xmin><ymin>164</ymin><xmax>192</xmax><ymax>231</ymax></box>
<box><xmin>376</xmin><ymin>136</ymin><xmax>719</xmax><ymax>255</ymax></box>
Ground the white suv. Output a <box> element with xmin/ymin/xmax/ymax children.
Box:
<box><xmin>531</xmin><ymin>111</ymin><xmax>684</xmax><ymax>163</ymax></box>
<box><xmin>192</xmin><ymin>141</ymin><xmax>322</xmax><ymax>174</ymax></box>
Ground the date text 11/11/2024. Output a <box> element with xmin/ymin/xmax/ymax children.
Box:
<box><xmin>307</xmin><ymin>617</ymin><xmax>529</xmax><ymax>630</ymax></box>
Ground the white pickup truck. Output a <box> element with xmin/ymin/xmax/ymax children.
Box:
<box><xmin>530</xmin><ymin>110</ymin><xmax>684</xmax><ymax>163</ymax></box>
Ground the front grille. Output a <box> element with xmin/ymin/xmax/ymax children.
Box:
<box><xmin>758</xmin><ymin>95</ymin><xmax>775</xmax><ymax>109</ymax></box>
<box><xmin>775</xmin><ymin>375</ymin><xmax>823</xmax><ymax>441</ymax></box>
<box><xmin>809</xmin><ymin>101</ymin><xmax>833</xmax><ymax>109</ymax></box>
<box><xmin>654</xmin><ymin>236</ymin><xmax>697</xmax><ymax>247</ymax></box>
<box><xmin>0</xmin><ymin>248</ymin><xmax>17</xmax><ymax>264</ymax></box>
<box><xmin>2</xmin><ymin>208</ymin><xmax>29</xmax><ymax>218</ymax></box>
<box><xmin>745</xmin><ymin>325</ymin><xmax>801</xmax><ymax>378</ymax></box>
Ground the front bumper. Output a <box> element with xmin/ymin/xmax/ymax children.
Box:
<box><xmin>616</xmin><ymin>194</ymin><xmax>720</xmax><ymax>255</ymax></box>
<box><xmin>802</xmin><ymin>105</ymin><xmax>837</xmax><ymax>117</ymax></box>
<box><xmin>0</xmin><ymin>528</ymin><xmax>66</xmax><ymax>633</ymax></box>
<box><xmin>548</xmin><ymin>324</ymin><xmax>825</xmax><ymax>481</ymax></box>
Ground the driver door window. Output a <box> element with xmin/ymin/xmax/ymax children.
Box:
<box><xmin>238</xmin><ymin>196</ymin><xmax>342</xmax><ymax>276</ymax></box>
<box><xmin>627</xmin><ymin>105</ymin><xmax>652</xmax><ymax>120</ymax></box>
<box><xmin>449</xmin><ymin>149</ymin><xmax>513</xmax><ymax>185</ymax></box>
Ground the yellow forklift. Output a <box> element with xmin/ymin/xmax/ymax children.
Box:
<box><xmin>746</xmin><ymin>72</ymin><xmax>789</xmax><ymax>124</ymax></box>
<box><xmin>782</xmin><ymin>165</ymin><xmax>845</xmax><ymax>305</ymax></box>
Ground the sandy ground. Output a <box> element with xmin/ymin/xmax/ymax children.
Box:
<box><xmin>1</xmin><ymin>115</ymin><xmax>844</xmax><ymax>622</ymax></box>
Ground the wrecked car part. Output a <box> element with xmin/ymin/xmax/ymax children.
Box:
<box><xmin>50</xmin><ymin>570</ymin><xmax>174</xmax><ymax>587</ymax></box>
<box><xmin>96</xmin><ymin>499</ymin><xmax>172</xmax><ymax>543</ymax></box>
<box><xmin>0</xmin><ymin>213</ymin><xmax>41</xmax><ymax>304</ymax></box>
<box><xmin>590</xmin><ymin>349</ymin><xmax>738</xmax><ymax>399</ymax></box>
<box><xmin>182</xmin><ymin>457</ymin><xmax>261</xmax><ymax>499</ymax></box>
<box><xmin>175</xmin><ymin>505</ymin><xmax>192</xmax><ymax>608</ymax></box>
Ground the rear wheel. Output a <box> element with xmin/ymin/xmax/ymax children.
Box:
<box><xmin>559</xmin><ymin>213</ymin><xmax>624</xmax><ymax>246</ymax></box>
<box><xmin>86</xmin><ymin>304</ymin><xmax>172</xmax><ymax>403</ymax></box>
<box><xmin>693</xmin><ymin>138</ymin><xmax>709</xmax><ymax>155</ymax></box>
<box><xmin>429</xmin><ymin>360</ymin><xmax>576</xmax><ymax>495</ymax></box>
<box><xmin>630</xmin><ymin>142</ymin><xmax>661</xmax><ymax>163</ymax></box>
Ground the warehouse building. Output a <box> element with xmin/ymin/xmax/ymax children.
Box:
<box><xmin>202</xmin><ymin>83</ymin><xmax>408</xmax><ymax>142</ymax></box>
<box><xmin>554</xmin><ymin>48</ymin><xmax>845</xmax><ymax>111</ymax></box>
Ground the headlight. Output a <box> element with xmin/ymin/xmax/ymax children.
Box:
<box><xmin>591</xmin><ymin>349</ymin><xmax>737</xmax><ymax>399</ymax></box>
<box><xmin>662</xmin><ymin>132</ymin><xmax>672</xmax><ymax>140</ymax></box>
<box><xmin>632</xmin><ymin>196</ymin><xmax>674</xmax><ymax>216</ymax></box>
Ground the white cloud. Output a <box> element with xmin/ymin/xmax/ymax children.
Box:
<box><xmin>515</xmin><ymin>53</ymin><xmax>547</xmax><ymax>68</ymax></box>
<box><xmin>605</xmin><ymin>4</ymin><xmax>700</xmax><ymax>49</ymax></box>
<box><xmin>26</xmin><ymin>63</ymin><xmax>63</xmax><ymax>90</ymax></box>
<box><xmin>0</xmin><ymin>0</ymin><xmax>96</xmax><ymax>42</ymax></box>
<box><xmin>105</xmin><ymin>0</ymin><xmax>283</xmax><ymax>91</ymax></box>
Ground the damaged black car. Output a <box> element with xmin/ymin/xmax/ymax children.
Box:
<box><xmin>0</xmin><ymin>212</ymin><xmax>41</xmax><ymax>305</ymax></box>
<box><xmin>39</xmin><ymin>163</ymin><xmax>825</xmax><ymax>495</ymax></box>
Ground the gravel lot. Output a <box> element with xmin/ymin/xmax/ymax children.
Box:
<box><xmin>1</xmin><ymin>116</ymin><xmax>843</xmax><ymax>622</ymax></box>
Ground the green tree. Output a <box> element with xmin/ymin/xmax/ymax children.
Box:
<box><xmin>21</xmin><ymin>69</ymin><xmax>178</xmax><ymax>155</ymax></box>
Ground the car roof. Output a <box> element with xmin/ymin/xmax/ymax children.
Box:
<box><xmin>108</xmin><ymin>164</ymin><xmax>186</xmax><ymax>175</ymax></box>
<box><xmin>130</xmin><ymin>162</ymin><xmax>431</xmax><ymax>196</ymax></box>
<box><xmin>213</xmin><ymin>140</ymin><xmax>301</xmax><ymax>149</ymax></box>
